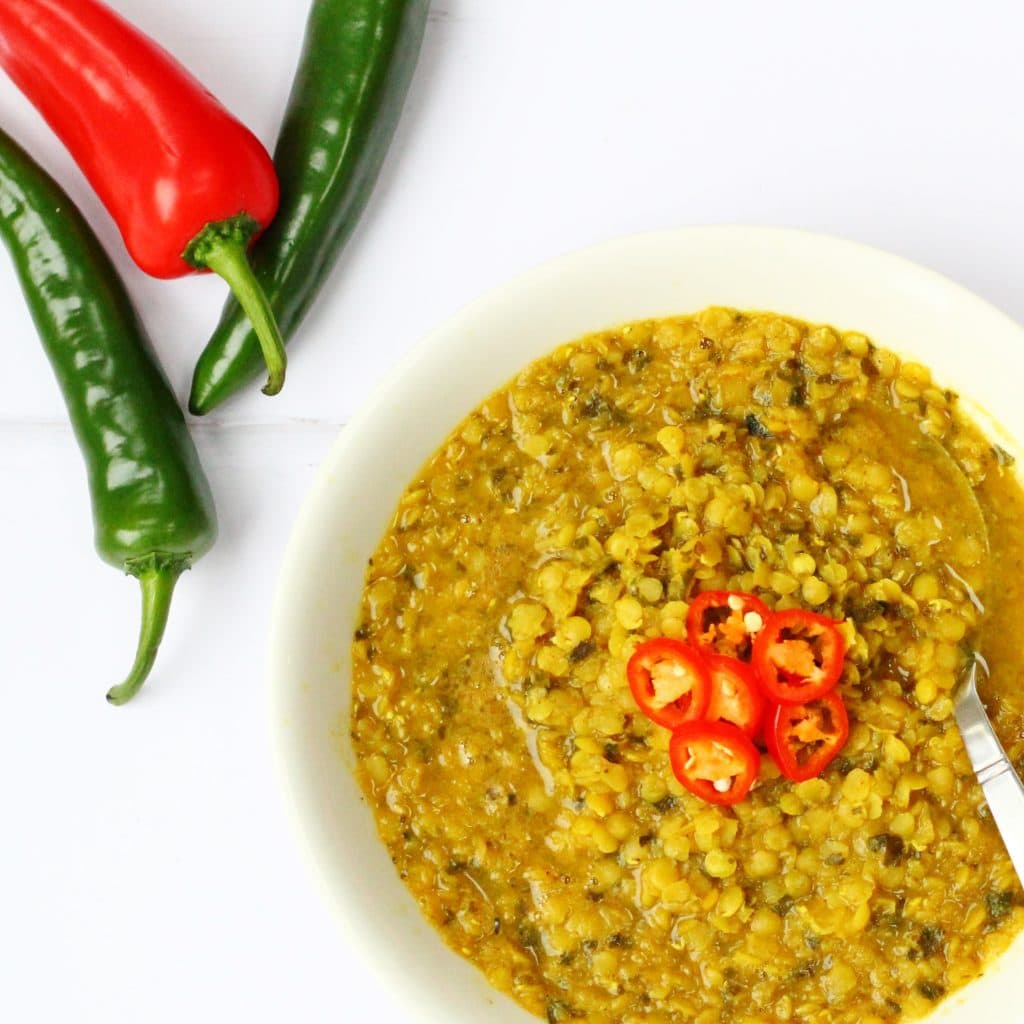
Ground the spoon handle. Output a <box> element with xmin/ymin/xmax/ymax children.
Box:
<box><xmin>954</xmin><ymin>674</ymin><xmax>1024</xmax><ymax>883</ymax></box>
<box><xmin>977</xmin><ymin>768</ymin><xmax>1024</xmax><ymax>882</ymax></box>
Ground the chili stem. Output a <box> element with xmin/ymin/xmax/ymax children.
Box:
<box><xmin>200</xmin><ymin>237</ymin><xmax>287</xmax><ymax>396</ymax></box>
<box><xmin>106</xmin><ymin>566</ymin><xmax>181</xmax><ymax>705</ymax></box>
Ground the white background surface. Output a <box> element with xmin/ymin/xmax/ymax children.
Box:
<box><xmin>3</xmin><ymin>1</ymin><xmax>1024</xmax><ymax>1021</ymax></box>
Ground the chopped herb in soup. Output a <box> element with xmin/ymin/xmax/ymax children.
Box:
<box><xmin>351</xmin><ymin>308</ymin><xmax>1024</xmax><ymax>1024</ymax></box>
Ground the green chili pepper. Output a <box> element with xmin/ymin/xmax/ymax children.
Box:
<box><xmin>0</xmin><ymin>126</ymin><xmax>217</xmax><ymax>705</ymax></box>
<box><xmin>188</xmin><ymin>0</ymin><xmax>429</xmax><ymax>415</ymax></box>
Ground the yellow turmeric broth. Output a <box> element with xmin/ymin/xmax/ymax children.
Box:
<box><xmin>351</xmin><ymin>309</ymin><xmax>1024</xmax><ymax>1024</ymax></box>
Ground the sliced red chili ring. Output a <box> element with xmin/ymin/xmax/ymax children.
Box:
<box><xmin>752</xmin><ymin>609</ymin><xmax>846</xmax><ymax>705</ymax></box>
<box><xmin>626</xmin><ymin>638</ymin><xmax>711</xmax><ymax>729</ymax></box>
<box><xmin>704</xmin><ymin>654</ymin><xmax>765</xmax><ymax>739</ymax></box>
<box><xmin>766</xmin><ymin>691</ymin><xmax>850</xmax><ymax>782</ymax></box>
<box><xmin>686</xmin><ymin>590</ymin><xmax>770</xmax><ymax>662</ymax></box>
<box><xmin>669</xmin><ymin>720</ymin><xmax>761</xmax><ymax>806</ymax></box>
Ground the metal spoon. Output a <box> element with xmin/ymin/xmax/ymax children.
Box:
<box><xmin>834</xmin><ymin>405</ymin><xmax>1024</xmax><ymax>882</ymax></box>
<box><xmin>833</xmin><ymin>404</ymin><xmax>988</xmax><ymax>573</ymax></box>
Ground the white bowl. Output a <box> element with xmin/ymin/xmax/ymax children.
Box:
<box><xmin>269</xmin><ymin>226</ymin><xmax>1024</xmax><ymax>1022</ymax></box>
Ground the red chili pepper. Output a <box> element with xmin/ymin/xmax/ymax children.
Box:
<box><xmin>669</xmin><ymin>720</ymin><xmax>760</xmax><ymax>806</ymax></box>
<box><xmin>765</xmin><ymin>692</ymin><xmax>849</xmax><ymax>782</ymax></box>
<box><xmin>626</xmin><ymin>638</ymin><xmax>711</xmax><ymax>730</ymax></box>
<box><xmin>0</xmin><ymin>0</ymin><xmax>287</xmax><ymax>394</ymax></box>
<box><xmin>704</xmin><ymin>654</ymin><xmax>765</xmax><ymax>739</ymax></box>
<box><xmin>752</xmin><ymin>609</ymin><xmax>846</xmax><ymax>704</ymax></box>
<box><xmin>686</xmin><ymin>590</ymin><xmax>770</xmax><ymax>661</ymax></box>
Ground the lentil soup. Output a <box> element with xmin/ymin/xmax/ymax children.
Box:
<box><xmin>350</xmin><ymin>308</ymin><xmax>1024</xmax><ymax>1024</ymax></box>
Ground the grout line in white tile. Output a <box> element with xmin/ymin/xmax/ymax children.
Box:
<box><xmin>0</xmin><ymin>416</ymin><xmax>347</xmax><ymax>434</ymax></box>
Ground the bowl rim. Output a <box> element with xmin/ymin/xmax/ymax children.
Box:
<box><xmin>268</xmin><ymin>224</ymin><xmax>1024</xmax><ymax>1022</ymax></box>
